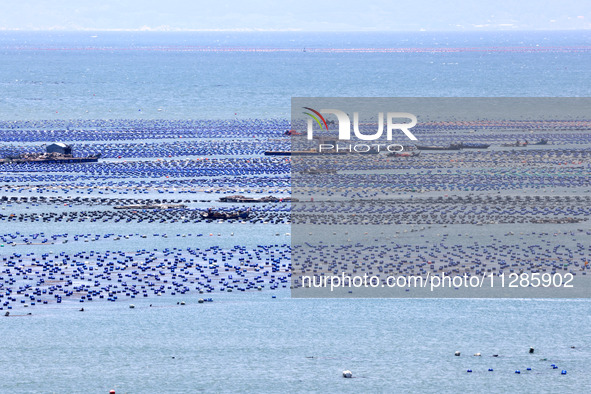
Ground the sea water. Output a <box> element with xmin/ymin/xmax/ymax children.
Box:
<box><xmin>1</xmin><ymin>31</ymin><xmax>591</xmax><ymax>393</ymax></box>
<box><xmin>1</xmin><ymin>30</ymin><xmax>591</xmax><ymax>120</ymax></box>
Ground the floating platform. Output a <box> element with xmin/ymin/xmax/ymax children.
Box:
<box><xmin>1</xmin><ymin>156</ymin><xmax>99</xmax><ymax>164</ymax></box>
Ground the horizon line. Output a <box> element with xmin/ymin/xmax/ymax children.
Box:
<box><xmin>1</xmin><ymin>27</ymin><xmax>590</xmax><ymax>33</ymax></box>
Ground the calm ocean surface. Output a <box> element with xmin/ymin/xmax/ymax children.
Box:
<box><xmin>2</xmin><ymin>295</ymin><xmax>591</xmax><ymax>393</ymax></box>
<box><xmin>1</xmin><ymin>31</ymin><xmax>591</xmax><ymax>119</ymax></box>
<box><xmin>1</xmin><ymin>31</ymin><xmax>591</xmax><ymax>393</ymax></box>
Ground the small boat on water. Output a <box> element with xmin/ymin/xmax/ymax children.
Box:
<box><xmin>534</xmin><ymin>138</ymin><xmax>548</xmax><ymax>145</ymax></box>
<box><xmin>201</xmin><ymin>208</ymin><xmax>250</xmax><ymax>220</ymax></box>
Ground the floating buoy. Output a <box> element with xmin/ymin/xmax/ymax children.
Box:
<box><xmin>342</xmin><ymin>370</ymin><xmax>352</xmax><ymax>378</ymax></box>
<box><xmin>454</xmin><ymin>351</ymin><xmax>461</xmax><ymax>356</ymax></box>
<box><xmin>561</xmin><ymin>370</ymin><xmax>567</xmax><ymax>375</ymax></box>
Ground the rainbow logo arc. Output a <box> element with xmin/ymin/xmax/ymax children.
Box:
<box><xmin>303</xmin><ymin>107</ymin><xmax>328</xmax><ymax>130</ymax></box>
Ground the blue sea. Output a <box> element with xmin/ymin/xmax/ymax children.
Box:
<box><xmin>1</xmin><ymin>31</ymin><xmax>590</xmax><ymax>120</ymax></box>
<box><xmin>1</xmin><ymin>31</ymin><xmax>591</xmax><ymax>393</ymax></box>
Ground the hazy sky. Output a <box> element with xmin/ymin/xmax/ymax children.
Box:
<box><xmin>0</xmin><ymin>0</ymin><xmax>589</xmax><ymax>31</ymax></box>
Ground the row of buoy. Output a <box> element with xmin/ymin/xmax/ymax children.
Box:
<box><xmin>456</xmin><ymin>347</ymin><xmax>536</xmax><ymax>357</ymax></box>
<box><xmin>463</xmin><ymin>348</ymin><xmax>571</xmax><ymax>376</ymax></box>
<box><xmin>0</xmin><ymin>118</ymin><xmax>292</xmax><ymax>142</ymax></box>
<box><xmin>2</xmin><ymin>118</ymin><xmax>589</xmax><ymax>143</ymax></box>
<box><xmin>0</xmin><ymin>242</ymin><xmax>291</xmax><ymax>310</ymax></box>
<box><xmin>0</xmin><ymin>206</ymin><xmax>291</xmax><ymax>225</ymax></box>
<box><xmin>467</xmin><ymin>366</ymin><xmax>567</xmax><ymax>374</ymax></box>
<box><xmin>2</xmin><ymin>118</ymin><xmax>589</xmax><ymax>314</ymax></box>
<box><xmin>291</xmin><ymin>227</ymin><xmax>588</xmax><ymax>285</ymax></box>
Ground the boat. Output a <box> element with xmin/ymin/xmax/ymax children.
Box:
<box><xmin>534</xmin><ymin>139</ymin><xmax>548</xmax><ymax>145</ymax></box>
<box><xmin>201</xmin><ymin>209</ymin><xmax>250</xmax><ymax>220</ymax></box>
<box><xmin>219</xmin><ymin>195</ymin><xmax>259</xmax><ymax>203</ymax></box>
